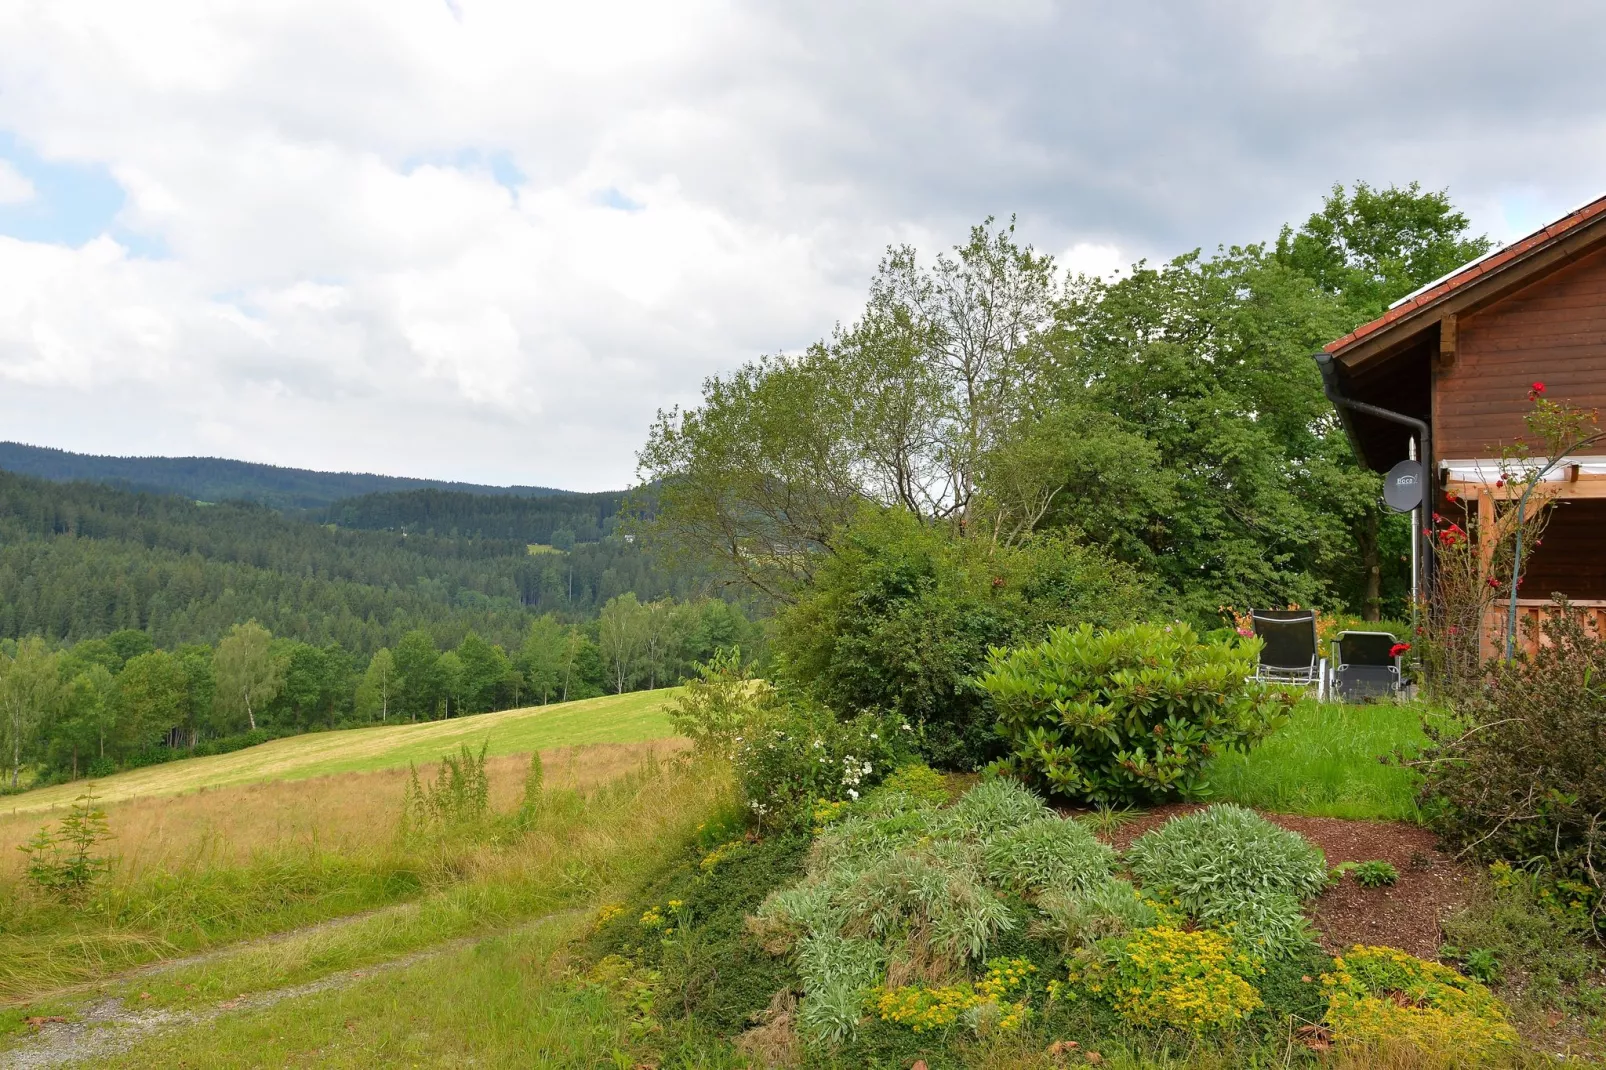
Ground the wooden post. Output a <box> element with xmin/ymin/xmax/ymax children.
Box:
<box><xmin>1478</xmin><ymin>488</ymin><xmax>1496</xmax><ymax>660</ymax></box>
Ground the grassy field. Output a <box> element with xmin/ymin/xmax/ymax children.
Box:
<box><xmin>1205</xmin><ymin>699</ymin><xmax>1428</xmax><ymax>821</ymax></box>
<box><xmin>2</xmin><ymin>688</ymin><xmax>679</xmax><ymax>817</ymax></box>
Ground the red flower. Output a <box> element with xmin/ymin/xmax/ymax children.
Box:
<box><xmin>1487</xmin><ymin>577</ymin><xmax>1500</xmax><ymax>587</ymax></box>
<box><xmin>1495</xmin><ymin>479</ymin><xmax>1505</xmax><ymax>488</ymax></box>
<box><xmin>1432</xmin><ymin>512</ymin><xmax>1442</xmax><ymax>522</ymax></box>
<box><xmin>1389</xmin><ymin>642</ymin><xmax>1411</xmax><ymax>657</ymax></box>
<box><xmin>1532</xmin><ymin>381</ymin><xmax>1546</xmax><ymax>394</ymax></box>
<box><xmin>1446</xmin><ymin>492</ymin><xmax>1458</xmax><ymax>503</ymax></box>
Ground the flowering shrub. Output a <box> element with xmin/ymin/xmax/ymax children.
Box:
<box><xmin>1421</xmin><ymin>605</ymin><xmax>1606</xmax><ymax>907</ymax></box>
<box><xmin>731</xmin><ymin>698</ymin><xmax>909</xmax><ymax>830</ymax></box>
<box><xmin>979</xmin><ymin>622</ymin><xmax>1293</xmax><ymax>804</ymax></box>
<box><xmin>1322</xmin><ymin>945</ymin><xmax>1516</xmax><ymax>1060</ymax></box>
<box><xmin>870</xmin><ymin>958</ymin><xmax>1037</xmax><ymax>1034</ymax></box>
<box><xmin>1069</xmin><ymin>926</ymin><xmax>1264</xmax><ymax>1032</ymax></box>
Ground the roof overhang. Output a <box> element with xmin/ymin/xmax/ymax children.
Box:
<box><xmin>1327</xmin><ymin>193</ymin><xmax>1606</xmax><ymax>371</ymax></box>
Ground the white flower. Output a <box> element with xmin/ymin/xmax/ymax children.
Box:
<box><xmin>847</xmin><ymin>789</ymin><xmax>859</xmax><ymax>800</ymax></box>
<box><xmin>901</xmin><ymin>723</ymin><xmax>913</xmax><ymax>731</ymax></box>
<box><xmin>870</xmin><ymin>733</ymin><xmax>878</xmax><ymax>740</ymax></box>
<box><xmin>862</xmin><ymin>762</ymin><xmax>873</xmax><ymax>775</ymax></box>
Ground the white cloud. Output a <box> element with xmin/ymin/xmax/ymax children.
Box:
<box><xmin>0</xmin><ymin>160</ymin><xmax>34</xmax><ymax>204</ymax></box>
<box><xmin>0</xmin><ymin>0</ymin><xmax>1601</xmax><ymax>489</ymax></box>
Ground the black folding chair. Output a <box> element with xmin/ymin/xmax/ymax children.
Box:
<box><xmin>1331</xmin><ymin>631</ymin><xmax>1403</xmax><ymax>703</ymax></box>
<box><xmin>1250</xmin><ymin>609</ymin><xmax>1328</xmax><ymax>700</ymax></box>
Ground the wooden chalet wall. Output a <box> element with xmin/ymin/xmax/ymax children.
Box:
<box><xmin>1436</xmin><ymin>245</ymin><xmax>1606</xmax><ymax>460</ymax></box>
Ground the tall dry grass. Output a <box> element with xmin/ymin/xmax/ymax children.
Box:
<box><xmin>0</xmin><ymin>740</ymin><xmax>684</xmax><ymax>881</ymax></box>
<box><xmin>0</xmin><ymin>740</ymin><xmax>708</xmax><ymax>1003</ymax></box>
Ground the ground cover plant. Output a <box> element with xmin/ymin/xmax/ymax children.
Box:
<box><xmin>557</xmin><ymin>760</ymin><xmax>1539</xmax><ymax>1069</ymax></box>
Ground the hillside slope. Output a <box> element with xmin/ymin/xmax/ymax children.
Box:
<box><xmin>0</xmin><ymin>441</ymin><xmax>567</xmax><ymax>510</ymax></box>
<box><xmin>0</xmin><ymin>469</ymin><xmax>683</xmax><ymax>650</ymax></box>
<box><xmin>1</xmin><ymin>688</ymin><xmax>680</xmax><ymax>815</ymax></box>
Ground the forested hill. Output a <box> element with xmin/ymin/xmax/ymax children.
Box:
<box><xmin>325</xmin><ymin>487</ymin><xmax>630</xmax><ymax>545</ymax></box>
<box><xmin>0</xmin><ymin>441</ymin><xmax>566</xmax><ymax>510</ymax></box>
<box><xmin>0</xmin><ymin>470</ymin><xmax>697</xmax><ymax>654</ymax></box>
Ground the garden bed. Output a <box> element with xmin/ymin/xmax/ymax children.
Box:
<box><xmin>1097</xmin><ymin>803</ymin><xmax>1474</xmax><ymax>958</ymax></box>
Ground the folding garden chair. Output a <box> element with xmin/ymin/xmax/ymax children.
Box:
<box><xmin>1249</xmin><ymin>609</ymin><xmax>1328</xmax><ymax>701</ymax></box>
<box><xmin>1330</xmin><ymin>631</ymin><xmax>1404</xmax><ymax>703</ymax></box>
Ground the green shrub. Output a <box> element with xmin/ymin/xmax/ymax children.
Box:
<box><xmin>754</xmin><ymin>779</ymin><xmax>1085</xmax><ymax>1044</ymax></box>
<box><xmin>666</xmin><ymin>647</ymin><xmax>766</xmax><ymax>759</ymax></box>
<box><xmin>982</xmin><ymin>817</ymin><xmax>1116</xmax><ymax>898</ymax></box>
<box><xmin>1197</xmin><ymin>891</ymin><xmax>1318</xmax><ymax>961</ymax></box>
<box><xmin>1034</xmin><ymin>879</ymin><xmax>1159</xmax><ymax>951</ymax></box>
<box><xmin>1441</xmin><ymin>861</ymin><xmax>1602</xmax><ymax>1009</ymax></box>
<box><xmin>399</xmin><ymin>741</ymin><xmax>490</xmax><ymax>836</ymax></box>
<box><xmin>1125</xmin><ymin>805</ymin><xmax>1325</xmax><ymax>958</ymax></box>
<box><xmin>771</xmin><ymin>507</ymin><xmax>1152</xmax><ymax>771</ymax></box>
<box><xmin>979</xmin><ymin>622</ymin><xmax>1293</xmax><ymax>804</ymax></box>
<box><xmin>1127</xmin><ymin>805</ymin><xmax>1327</xmax><ymax>911</ymax></box>
<box><xmin>873</xmin><ymin>762</ymin><xmax>951</xmax><ymax>806</ymax></box>
<box><xmin>934</xmin><ymin>776</ymin><xmax>1054</xmax><ymax>838</ymax></box>
<box><xmin>1420</xmin><ymin>602</ymin><xmax>1606</xmax><ymax>906</ymax></box>
<box><xmin>731</xmin><ymin>698</ymin><xmax>908</xmax><ymax>831</ymax></box>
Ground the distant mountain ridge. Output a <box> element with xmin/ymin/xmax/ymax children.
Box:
<box><xmin>0</xmin><ymin>441</ymin><xmax>571</xmax><ymax>510</ymax></box>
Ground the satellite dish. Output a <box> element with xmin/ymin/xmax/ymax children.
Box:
<box><xmin>1383</xmin><ymin>459</ymin><xmax>1424</xmax><ymax>513</ymax></box>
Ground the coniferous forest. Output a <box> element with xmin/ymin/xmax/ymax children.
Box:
<box><xmin>0</xmin><ymin>467</ymin><xmax>757</xmax><ymax>788</ymax></box>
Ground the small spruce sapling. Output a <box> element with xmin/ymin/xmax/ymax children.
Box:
<box><xmin>19</xmin><ymin>788</ymin><xmax>114</xmax><ymax>900</ymax></box>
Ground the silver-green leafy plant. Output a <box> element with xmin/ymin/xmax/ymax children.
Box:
<box><xmin>1125</xmin><ymin>804</ymin><xmax>1326</xmax><ymax>958</ymax></box>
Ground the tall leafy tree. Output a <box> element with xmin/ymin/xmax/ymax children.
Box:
<box><xmin>0</xmin><ymin>637</ymin><xmax>63</xmax><ymax>787</ymax></box>
<box><xmin>114</xmin><ymin>650</ymin><xmax>188</xmax><ymax>755</ymax></box>
<box><xmin>639</xmin><ymin>218</ymin><xmax>1060</xmax><ymax>599</ymax></box>
<box><xmin>393</xmin><ymin>630</ymin><xmax>442</xmax><ymax>721</ymax></box>
<box><xmin>1276</xmin><ymin>181</ymin><xmax>1492</xmax><ymax>320</ymax></box>
<box><xmin>355</xmin><ymin>647</ymin><xmax>396</xmax><ymax>723</ymax></box>
<box><xmin>1276</xmin><ymin>182</ymin><xmax>1492</xmax><ymax>617</ymax></box>
<box><xmin>598</xmin><ymin>594</ymin><xmax>648</xmax><ymax>695</ymax></box>
<box><xmin>519</xmin><ymin>616</ymin><xmax>568</xmax><ymax>705</ymax></box>
<box><xmin>455</xmin><ymin>632</ymin><xmax>509</xmax><ymax>713</ymax></box>
<box><xmin>213</xmin><ymin>621</ymin><xmax>283</xmax><ymax>733</ymax></box>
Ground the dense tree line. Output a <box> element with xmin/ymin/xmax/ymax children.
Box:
<box><xmin>323</xmin><ymin>487</ymin><xmax>628</xmax><ymax>546</ymax></box>
<box><xmin>0</xmin><ymin>471</ymin><xmax>722</xmax><ymax>653</ymax></box>
<box><xmin>0</xmin><ymin>441</ymin><xmax>566</xmax><ymax>510</ymax></box>
<box><xmin>643</xmin><ymin>183</ymin><xmax>1488</xmax><ymax>626</ymax></box>
<box><xmin>0</xmin><ymin>594</ymin><xmax>758</xmax><ymax>788</ymax></box>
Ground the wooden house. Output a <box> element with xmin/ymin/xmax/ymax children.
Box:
<box><xmin>1318</xmin><ymin>193</ymin><xmax>1606</xmax><ymax>650</ymax></box>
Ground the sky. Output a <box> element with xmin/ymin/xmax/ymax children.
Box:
<box><xmin>0</xmin><ymin>1</ymin><xmax>1602</xmax><ymax>492</ymax></box>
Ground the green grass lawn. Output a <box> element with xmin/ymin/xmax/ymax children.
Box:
<box><xmin>1205</xmin><ymin>699</ymin><xmax>1428</xmax><ymax>821</ymax></box>
<box><xmin>2</xmin><ymin>688</ymin><xmax>680</xmax><ymax>815</ymax></box>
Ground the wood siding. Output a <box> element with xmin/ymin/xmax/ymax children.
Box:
<box><xmin>1436</xmin><ymin>245</ymin><xmax>1606</xmax><ymax>460</ymax></box>
<box><xmin>1523</xmin><ymin>499</ymin><xmax>1606</xmax><ymax>601</ymax></box>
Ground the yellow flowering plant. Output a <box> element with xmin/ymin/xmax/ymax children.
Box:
<box><xmin>1321</xmin><ymin>945</ymin><xmax>1516</xmax><ymax>1061</ymax></box>
<box><xmin>1072</xmin><ymin>927</ymin><xmax>1264</xmax><ymax>1033</ymax></box>
<box><xmin>870</xmin><ymin>958</ymin><xmax>1038</xmax><ymax>1035</ymax></box>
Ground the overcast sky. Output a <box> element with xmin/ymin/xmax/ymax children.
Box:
<box><xmin>0</xmin><ymin>1</ymin><xmax>1602</xmax><ymax>491</ymax></box>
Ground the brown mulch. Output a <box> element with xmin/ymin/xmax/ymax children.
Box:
<box><xmin>1086</xmin><ymin>803</ymin><xmax>1475</xmax><ymax>959</ymax></box>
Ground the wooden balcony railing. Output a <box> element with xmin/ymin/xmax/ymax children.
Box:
<box><xmin>1482</xmin><ymin>599</ymin><xmax>1606</xmax><ymax>658</ymax></box>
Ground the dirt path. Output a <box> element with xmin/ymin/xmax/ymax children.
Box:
<box><xmin>0</xmin><ymin>911</ymin><xmax>576</xmax><ymax>1069</ymax></box>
